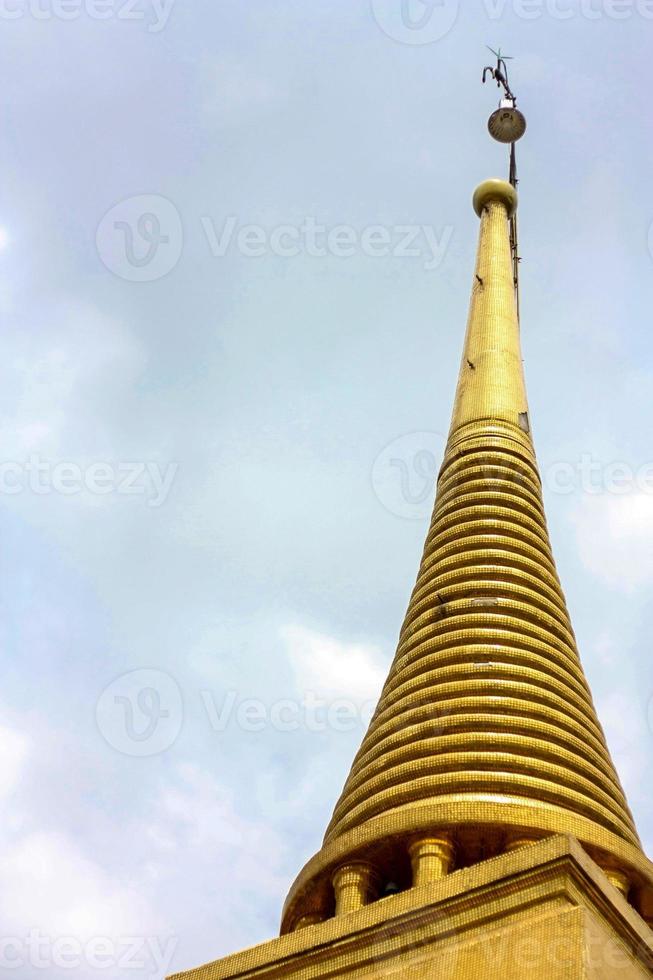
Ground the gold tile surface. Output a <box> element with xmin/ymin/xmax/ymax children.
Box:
<box><xmin>170</xmin><ymin>836</ymin><xmax>653</xmax><ymax>978</ymax></box>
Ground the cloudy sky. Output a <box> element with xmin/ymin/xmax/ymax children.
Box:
<box><xmin>1</xmin><ymin>0</ymin><xmax>653</xmax><ymax>976</ymax></box>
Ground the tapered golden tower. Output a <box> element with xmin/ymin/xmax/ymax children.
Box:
<box><xmin>279</xmin><ymin>179</ymin><xmax>653</xmax><ymax>936</ymax></box>
<box><xmin>171</xmin><ymin>179</ymin><xmax>653</xmax><ymax>979</ymax></box>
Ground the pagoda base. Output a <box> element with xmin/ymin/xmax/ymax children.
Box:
<box><xmin>169</xmin><ymin>835</ymin><xmax>653</xmax><ymax>979</ymax></box>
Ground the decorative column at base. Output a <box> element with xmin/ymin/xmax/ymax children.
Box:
<box><xmin>332</xmin><ymin>862</ymin><xmax>379</xmax><ymax>917</ymax></box>
<box><xmin>409</xmin><ymin>834</ymin><xmax>455</xmax><ymax>887</ymax></box>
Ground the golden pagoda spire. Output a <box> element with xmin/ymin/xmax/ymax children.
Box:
<box><xmin>280</xmin><ymin>178</ymin><xmax>653</xmax><ymax>934</ymax></box>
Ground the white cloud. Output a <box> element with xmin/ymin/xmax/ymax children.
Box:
<box><xmin>571</xmin><ymin>493</ymin><xmax>653</xmax><ymax>591</ymax></box>
<box><xmin>157</xmin><ymin>763</ymin><xmax>252</xmax><ymax>850</ymax></box>
<box><xmin>146</xmin><ymin>762</ymin><xmax>287</xmax><ymax>900</ymax></box>
<box><xmin>0</xmin><ymin>723</ymin><xmax>29</xmax><ymax>801</ymax></box>
<box><xmin>0</xmin><ymin>830</ymin><xmax>158</xmax><ymax>944</ymax></box>
<box><xmin>0</xmin><ymin>301</ymin><xmax>146</xmax><ymax>461</ymax></box>
<box><xmin>141</xmin><ymin>763</ymin><xmax>288</xmax><ymax>971</ymax></box>
<box><xmin>0</xmin><ymin>732</ymin><xmax>286</xmax><ymax>977</ymax></box>
<box><xmin>281</xmin><ymin>623</ymin><xmax>386</xmax><ymax>703</ymax></box>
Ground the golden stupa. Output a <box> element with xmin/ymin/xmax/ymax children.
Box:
<box><xmin>170</xmin><ymin>126</ymin><xmax>653</xmax><ymax>979</ymax></box>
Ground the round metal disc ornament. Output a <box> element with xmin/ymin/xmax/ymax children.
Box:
<box><xmin>488</xmin><ymin>101</ymin><xmax>527</xmax><ymax>144</ymax></box>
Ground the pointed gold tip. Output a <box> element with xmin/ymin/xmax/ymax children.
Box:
<box><xmin>473</xmin><ymin>178</ymin><xmax>518</xmax><ymax>218</ymax></box>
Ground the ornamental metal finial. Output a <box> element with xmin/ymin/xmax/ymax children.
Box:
<box><xmin>482</xmin><ymin>46</ymin><xmax>516</xmax><ymax>102</ymax></box>
<box><xmin>483</xmin><ymin>46</ymin><xmax>527</xmax><ymax>145</ymax></box>
<box><xmin>482</xmin><ymin>47</ymin><xmax>527</xmax><ymax>318</ymax></box>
